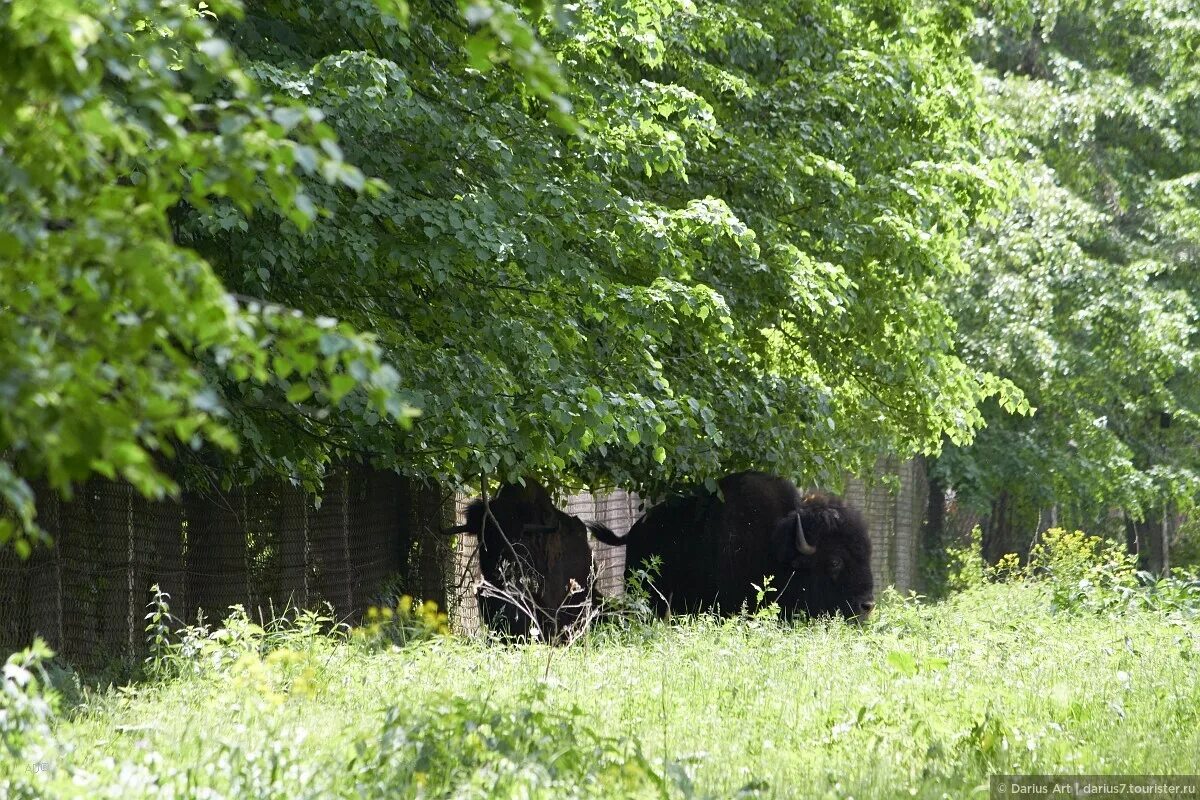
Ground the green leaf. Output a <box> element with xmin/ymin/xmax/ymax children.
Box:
<box><xmin>293</xmin><ymin>193</ymin><xmax>317</xmax><ymax>223</ymax></box>
<box><xmin>271</xmin><ymin>106</ymin><xmax>306</xmax><ymax>131</ymax></box>
<box><xmin>286</xmin><ymin>383</ymin><xmax>313</xmax><ymax>404</ymax></box>
<box><xmin>328</xmin><ymin>373</ymin><xmax>357</xmax><ymax>402</ymax></box>
<box><xmin>886</xmin><ymin>651</ymin><xmax>919</xmax><ymax>677</ymax></box>
<box><xmin>465</xmin><ymin>32</ymin><xmax>496</xmax><ymax>72</ymax></box>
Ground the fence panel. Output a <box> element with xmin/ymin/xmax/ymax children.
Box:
<box><xmin>842</xmin><ymin>457</ymin><xmax>927</xmax><ymax>593</ymax></box>
<box><xmin>583</xmin><ymin>490</ymin><xmax>640</xmax><ymax>596</ymax></box>
<box><xmin>1</xmin><ymin>461</ymin><xmax>926</xmax><ymax>660</ymax></box>
<box><xmin>347</xmin><ymin>467</ymin><xmax>405</xmax><ymax>610</ymax></box>
<box><xmin>0</xmin><ymin>466</ymin><xmax>453</xmax><ymax>664</ymax></box>
<box><xmin>185</xmin><ymin>490</ymin><xmax>249</xmax><ymax>624</ymax></box>
<box><xmin>148</xmin><ymin>495</ymin><xmax>187</xmax><ymax>627</ymax></box>
<box><xmin>277</xmin><ymin>482</ymin><xmax>311</xmax><ymax>611</ymax></box>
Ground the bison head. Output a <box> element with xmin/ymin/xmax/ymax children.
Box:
<box><xmin>770</xmin><ymin>492</ymin><xmax>875</xmax><ymax>621</ymax></box>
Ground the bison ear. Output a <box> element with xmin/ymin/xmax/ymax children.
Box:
<box><xmin>772</xmin><ymin>511</ymin><xmax>815</xmax><ymax>566</ymax></box>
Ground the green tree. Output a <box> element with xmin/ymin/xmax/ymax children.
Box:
<box><xmin>188</xmin><ymin>0</ymin><xmax>1022</xmax><ymax>497</ymax></box>
<box><xmin>0</xmin><ymin>0</ymin><xmax>414</xmax><ymax>554</ymax></box>
<box><xmin>3</xmin><ymin>0</ymin><xmax>1029</xmax><ymax>558</ymax></box>
<box><xmin>935</xmin><ymin>0</ymin><xmax>1200</xmax><ymax>566</ymax></box>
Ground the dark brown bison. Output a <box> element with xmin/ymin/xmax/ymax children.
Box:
<box><xmin>446</xmin><ymin>480</ymin><xmax>614</xmax><ymax>641</ymax></box>
<box><xmin>592</xmin><ymin>471</ymin><xmax>875</xmax><ymax>621</ymax></box>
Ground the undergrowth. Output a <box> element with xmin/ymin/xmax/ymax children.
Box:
<box><xmin>947</xmin><ymin>526</ymin><xmax>1200</xmax><ymax>615</ymax></box>
<box><xmin>2</xmin><ymin>537</ymin><xmax>1199</xmax><ymax>799</ymax></box>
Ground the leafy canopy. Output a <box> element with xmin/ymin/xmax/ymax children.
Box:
<box><xmin>0</xmin><ymin>0</ymin><xmax>415</xmax><ymax>553</ymax></box>
<box><xmin>940</xmin><ymin>0</ymin><xmax>1200</xmax><ymax>534</ymax></box>
<box><xmin>2</xmin><ymin>0</ymin><xmax>1027</xmax><ymax>553</ymax></box>
<box><xmin>190</xmin><ymin>0</ymin><xmax>1023</xmax><ymax>497</ymax></box>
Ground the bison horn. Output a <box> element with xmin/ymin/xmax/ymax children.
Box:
<box><xmin>794</xmin><ymin>513</ymin><xmax>817</xmax><ymax>556</ymax></box>
<box><xmin>441</xmin><ymin>524</ymin><xmax>473</xmax><ymax>535</ymax></box>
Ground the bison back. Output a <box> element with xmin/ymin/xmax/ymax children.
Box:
<box><xmin>624</xmin><ymin>472</ymin><xmax>806</xmax><ymax>615</ymax></box>
<box><xmin>621</xmin><ymin>492</ymin><xmax>723</xmax><ymax>615</ymax></box>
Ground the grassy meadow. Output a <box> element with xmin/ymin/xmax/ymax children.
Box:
<box><xmin>5</xmin><ymin>553</ymin><xmax>1200</xmax><ymax>800</ymax></box>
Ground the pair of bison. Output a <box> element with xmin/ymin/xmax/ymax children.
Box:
<box><xmin>447</xmin><ymin>471</ymin><xmax>875</xmax><ymax>641</ymax></box>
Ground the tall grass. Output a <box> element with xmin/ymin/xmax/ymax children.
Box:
<box><xmin>3</xmin><ymin>532</ymin><xmax>1200</xmax><ymax>798</ymax></box>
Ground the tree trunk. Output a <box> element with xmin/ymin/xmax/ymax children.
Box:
<box><xmin>1126</xmin><ymin>508</ymin><xmax>1170</xmax><ymax>575</ymax></box>
<box><xmin>920</xmin><ymin>467</ymin><xmax>946</xmax><ymax>591</ymax></box>
<box><xmin>983</xmin><ymin>491</ymin><xmax>1015</xmax><ymax>564</ymax></box>
<box><xmin>1160</xmin><ymin>514</ymin><xmax>1171</xmax><ymax>573</ymax></box>
<box><xmin>1018</xmin><ymin>22</ymin><xmax>1044</xmax><ymax>77</ymax></box>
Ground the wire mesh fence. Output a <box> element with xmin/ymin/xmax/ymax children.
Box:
<box><xmin>842</xmin><ymin>457</ymin><xmax>929</xmax><ymax>593</ymax></box>
<box><xmin>0</xmin><ymin>467</ymin><xmax>451</xmax><ymax>667</ymax></box>
<box><xmin>444</xmin><ymin>464</ymin><xmax>928</xmax><ymax>635</ymax></box>
<box><xmin>1</xmin><ymin>463</ymin><xmax>928</xmax><ymax>661</ymax></box>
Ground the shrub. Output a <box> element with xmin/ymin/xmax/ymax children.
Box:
<box><xmin>0</xmin><ymin>639</ymin><xmax>62</xmax><ymax>799</ymax></box>
<box><xmin>350</xmin><ymin>682</ymin><xmax>690</xmax><ymax>799</ymax></box>
<box><xmin>945</xmin><ymin>527</ymin><xmax>987</xmax><ymax>591</ymax></box>
<box><xmin>146</xmin><ymin>599</ymin><xmax>344</xmax><ymax>681</ymax></box>
<box><xmin>1029</xmin><ymin>528</ymin><xmax>1135</xmax><ymax>584</ymax></box>
<box><xmin>1029</xmin><ymin>528</ymin><xmax>1138</xmax><ymax>613</ymax></box>
<box><xmin>942</xmin><ymin>525</ymin><xmax>1200</xmax><ymax>617</ymax></box>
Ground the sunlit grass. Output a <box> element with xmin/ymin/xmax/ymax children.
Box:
<box><xmin>12</xmin><ymin>580</ymin><xmax>1197</xmax><ymax>799</ymax></box>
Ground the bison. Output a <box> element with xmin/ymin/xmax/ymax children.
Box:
<box><xmin>592</xmin><ymin>471</ymin><xmax>875</xmax><ymax>621</ymax></box>
<box><xmin>446</xmin><ymin>480</ymin><xmax>615</xmax><ymax>641</ymax></box>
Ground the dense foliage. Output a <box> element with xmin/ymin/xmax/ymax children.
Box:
<box><xmin>187</xmin><ymin>0</ymin><xmax>1023</xmax><ymax>497</ymax></box>
<box><xmin>2</xmin><ymin>0</ymin><xmax>1034</xmax><ymax>553</ymax></box>
<box><xmin>0</xmin><ymin>0</ymin><xmax>414</xmax><ymax>553</ymax></box>
<box><xmin>7</xmin><ymin>0</ymin><xmax>1200</xmax><ymax>563</ymax></box>
<box><xmin>937</xmin><ymin>0</ymin><xmax>1200</xmax><ymax>557</ymax></box>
